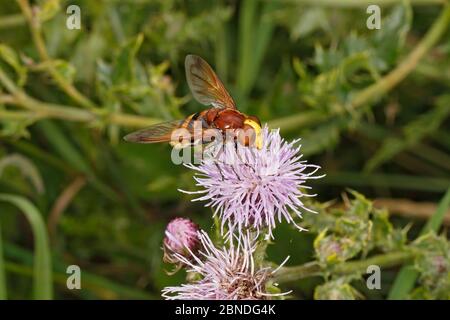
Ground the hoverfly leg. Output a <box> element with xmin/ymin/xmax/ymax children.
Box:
<box><xmin>230</xmin><ymin>165</ymin><xmax>241</xmax><ymax>181</ymax></box>
<box><xmin>210</xmin><ymin>141</ymin><xmax>225</xmax><ymax>181</ymax></box>
<box><xmin>232</xmin><ymin>138</ymin><xmax>248</xmax><ymax>175</ymax></box>
<box><xmin>225</xmin><ymin>138</ymin><xmax>242</xmax><ymax>181</ymax></box>
<box><xmin>214</xmin><ymin>161</ymin><xmax>225</xmax><ymax>181</ymax></box>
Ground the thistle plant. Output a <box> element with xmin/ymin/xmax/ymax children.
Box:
<box><xmin>0</xmin><ymin>0</ymin><xmax>449</xmax><ymax>301</ymax></box>
<box><xmin>162</xmin><ymin>127</ymin><xmax>323</xmax><ymax>299</ymax></box>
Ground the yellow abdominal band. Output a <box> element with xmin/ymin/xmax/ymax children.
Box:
<box><xmin>244</xmin><ymin>119</ymin><xmax>263</xmax><ymax>150</ymax></box>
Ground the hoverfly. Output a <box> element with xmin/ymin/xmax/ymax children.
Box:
<box><xmin>124</xmin><ymin>55</ymin><xmax>263</xmax><ymax>149</ymax></box>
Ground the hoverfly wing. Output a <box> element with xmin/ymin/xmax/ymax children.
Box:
<box><xmin>123</xmin><ymin>120</ymin><xmax>184</xmax><ymax>144</ymax></box>
<box><xmin>185</xmin><ymin>54</ymin><xmax>236</xmax><ymax>110</ymax></box>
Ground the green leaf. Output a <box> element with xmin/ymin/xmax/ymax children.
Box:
<box><xmin>37</xmin><ymin>0</ymin><xmax>61</xmax><ymax>22</ymax></box>
<box><xmin>0</xmin><ymin>194</ymin><xmax>53</xmax><ymax>299</ymax></box>
<box><xmin>290</xmin><ymin>8</ymin><xmax>329</xmax><ymax>40</ymax></box>
<box><xmin>0</xmin><ymin>118</ymin><xmax>34</xmax><ymax>139</ymax></box>
<box><xmin>0</xmin><ymin>44</ymin><xmax>27</xmax><ymax>86</ymax></box>
<box><xmin>111</xmin><ymin>33</ymin><xmax>144</xmax><ymax>85</ymax></box>
<box><xmin>373</xmin><ymin>3</ymin><xmax>412</xmax><ymax>68</ymax></box>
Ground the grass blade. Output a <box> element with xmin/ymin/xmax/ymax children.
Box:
<box><xmin>0</xmin><ymin>225</ymin><xmax>6</xmax><ymax>299</ymax></box>
<box><xmin>237</xmin><ymin>1</ymin><xmax>277</xmax><ymax>105</ymax></box>
<box><xmin>0</xmin><ymin>194</ymin><xmax>53</xmax><ymax>299</ymax></box>
<box><xmin>248</xmin><ymin>1</ymin><xmax>277</xmax><ymax>97</ymax></box>
<box><xmin>237</xmin><ymin>0</ymin><xmax>257</xmax><ymax>98</ymax></box>
<box><xmin>4</xmin><ymin>243</ymin><xmax>156</xmax><ymax>299</ymax></box>
<box><xmin>37</xmin><ymin>120</ymin><xmax>117</xmax><ymax>200</ymax></box>
<box><xmin>422</xmin><ymin>187</ymin><xmax>450</xmax><ymax>234</ymax></box>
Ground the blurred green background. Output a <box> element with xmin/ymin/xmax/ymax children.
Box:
<box><xmin>0</xmin><ymin>0</ymin><xmax>449</xmax><ymax>299</ymax></box>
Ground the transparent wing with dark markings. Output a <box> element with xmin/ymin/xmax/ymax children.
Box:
<box><xmin>123</xmin><ymin>120</ymin><xmax>184</xmax><ymax>144</ymax></box>
<box><xmin>185</xmin><ymin>54</ymin><xmax>236</xmax><ymax>110</ymax></box>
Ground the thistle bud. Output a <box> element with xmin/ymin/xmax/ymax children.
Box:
<box><xmin>163</xmin><ymin>218</ymin><xmax>200</xmax><ymax>265</ymax></box>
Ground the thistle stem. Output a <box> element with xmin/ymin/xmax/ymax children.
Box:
<box><xmin>273</xmin><ymin>261</ymin><xmax>322</xmax><ymax>284</ymax></box>
<box><xmin>274</xmin><ymin>251</ymin><xmax>414</xmax><ymax>284</ymax></box>
<box><xmin>0</xmin><ymin>13</ymin><xmax>26</xmax><ymax>29</ymax></box>
<box><xmin>0</xmin><ymin>65</ymin><xmax>161</xmax><ymax>128</ymax></box>
<box><xmin>16</xmin><ymin>0</ymin><xmax>97</xmax><ymax>110</ymax></box>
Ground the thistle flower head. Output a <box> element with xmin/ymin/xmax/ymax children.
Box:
<box><xmin>163</xmin><ymin>217</ymin><xmax>200</xmax><ymax>265</ymax></box>
<box><xmin>162</xmin><ymin>230</ymin><xmax>289</xmax><ymax>300</ymax></box>
<box><xmin>181</xmin><ymin>126</ymin><xmax>323</xmax><ymax>240</ymax></box>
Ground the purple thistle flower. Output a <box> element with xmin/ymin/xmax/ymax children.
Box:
<box><xmin>163</xmin><ymin>217</ymin><xmax>200</xmax><ymax>265</ymax></box>
<box><xmin>181</xmin><ymin>126</ymin><xmax>324</xmax><ymax>240</ymax></box>
<box><xmin>162</xmin><ymin>230</ymin><xmax>290</xmax><ymax>300</ymax></box>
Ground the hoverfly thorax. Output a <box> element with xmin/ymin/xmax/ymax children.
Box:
<box><xmin>124</xmin><ymin>55</ymin><xmax>263</xmax><ymax>150</ymax></box>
